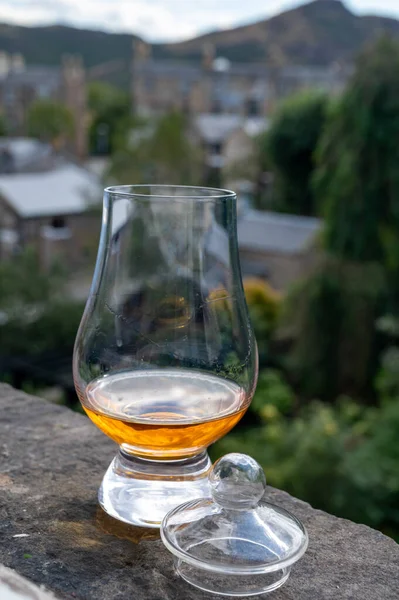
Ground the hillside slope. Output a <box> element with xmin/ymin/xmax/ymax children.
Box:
<box><xmin>0</xmin><ymin>0</ymin><xmax>398</xmax><ymax>70</ymax></box>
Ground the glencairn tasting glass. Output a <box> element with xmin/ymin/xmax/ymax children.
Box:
<box><xmin>73</xmin><ymin>185</ymin><xmax>258</xmax><ymax>527</ymax></box>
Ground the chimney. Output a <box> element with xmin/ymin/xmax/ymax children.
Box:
<box><xmin>12</xmin><ymin>53</ymin><xmax>25</xmax><ymax>73</ymax></box>
<box><xmin>61</xmin><ymin>54</ymin><xmax>88</xmax><ymax>160</ymax></box>
<box><xmin>202</xmin><ymin>42</ymin><xmax>215</xmax><ymax>70</ymax></box>
<box><xmin>0</xmin><ymin>51</ymin><xmax>10</xmax><ymax>77</ymax></box>
<box><xmin>133</xmin><ymin>39</ymin><xmax>151</xmax><ymax>63</ymax></box>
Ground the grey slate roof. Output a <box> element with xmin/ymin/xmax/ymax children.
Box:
<box><xmin>133</xmin><ymin>60</ymin><xmax>269</xmax><ymax>78</ymax></box>
<box><xmin>194</xmin><ymin>114</ymin><xmax>268</xmax><ymax>144</ymax></box>
<box><xmin>238</xmin><ymin>209</ymin><xmax>321</xmax><ymax>254</ymax></box>
<box><xmin>0</xmin><ymin>137</ymin><xmax>52</xmax><ymax>172</ymax></box>
<box><xmin>0</xmin><ymin>162</ymin><xmax>101</xmax><ymax>218</ymax></box>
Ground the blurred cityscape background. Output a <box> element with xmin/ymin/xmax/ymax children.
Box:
<box><xmin>1</xmin><ymin>0</ymin><xmax>399</xmax><ymax>540</ymax></box>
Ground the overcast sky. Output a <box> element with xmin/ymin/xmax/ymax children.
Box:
<box><xmin>2</xmin><ymin>0</ymin><xmax>399</xmax><ymax>42</ymax></box>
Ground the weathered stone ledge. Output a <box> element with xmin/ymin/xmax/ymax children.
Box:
<box><xmin>0</xmin><ymin>383</ymin><xmax>398</xmax><ymax>600</ymax></box>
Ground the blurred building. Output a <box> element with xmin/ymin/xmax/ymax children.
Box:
<box><xmin>238</xmin><ymin>209</ymin><xmax>321</xmax><ymax>290</ymax></box>
<box><xmin>0</xmin><ymin>137</ymin><xmax>53</xmax><ymax>173</ymax></box>
<box><xmin>0</xmin><ymin>156</ymin><xmax>101</xmax><ymax>266</ymax></box>
<box><xmin>192</xmin><ymin>113</ymin><xmax>268</xmax><ymax>170</ymax></box>
<box><xmin>0</xmin><ymin>51</ymin><xmax>88</xmax><ymax>159</ymax></box>
<box><xmin>132</xmin><ymin>40</ymin><xmax>350</xmax><ymax>117</ymax></box>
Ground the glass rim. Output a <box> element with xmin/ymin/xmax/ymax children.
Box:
<box><xmin>104</xmin><ymin>184</ymin><xmax>236</xmax><ymax>200</ymax></box>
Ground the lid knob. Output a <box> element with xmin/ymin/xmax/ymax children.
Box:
<box><xmin>209</xmin><ymin>453</ymin><xmax>266</xmax><ymax>509</ymax></box>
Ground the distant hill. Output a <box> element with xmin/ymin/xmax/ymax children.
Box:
<box><xmin>0</xmin><ymin>22</ymin><xmax>138</xmax><ymax>68</ymax></box>
<box><xmin>0</xmin><ymin>0</ymin><xmax>399</xmax><ymax>75</ymax></box>
<box><xmin>160</xmin><ymin>0</ymin><xmax>399</xmax><ymax>66</ymax></box>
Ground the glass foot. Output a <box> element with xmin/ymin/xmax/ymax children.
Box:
<box><xmin>98</xmin><ymin>448</ymin><xmax>212</xmax><ymax>528</ymax></box>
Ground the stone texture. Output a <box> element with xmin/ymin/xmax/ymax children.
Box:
<box><xmin>0</xmin><ymin>383</ymin><xmax>398</xmax><ymax>600</ymax></box>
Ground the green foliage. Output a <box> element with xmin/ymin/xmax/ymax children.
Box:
<box><xmin>149</xmin><ymin>111</ymin><xmax>202</xmax><ymax>184</ymax></box>
<box><xmin>284</xmin><ymin>37</ymin><xmax>399</xmax><ymax>402</ymax></box>
<box><xmin>284</xmin><ymin>259</ymin><xmax>385</xmax><ymax>400</ymax></box>
<box><xmin>0</xmin><ymin>248</ymin><xmax>64</xmax><ymax>312</ymax></box>
<box><xmin>108</xmin><ymin>111</ymin><xmax>203</xmax><ymax>186</ymax></box>
<box><xmin>127</xmin><ymin>206</ymin><xmax>167</xmax><ymax>278</ymax></box>
<box><xmin>375</xmin><ymin>315</ymin><xmax>399</xmax><ymax>402</ymax></box>
<box><xmin>0</xmin><ymin>300</ymin><xmax>84</xmax><ymax>357</ymax></box>
<box><xmin>26</xmin><ymin>99</ymin><xmax>74</xmax><ymax>143</ymax></box>
<box><xmin>375</xmin><ymin>347</ymin><xmax>399</xmax><ymax>402</ymax></box>
<box><xmin>0</xmin><ymin>249</ymin><xmax>82</xmax><ymax>359</ymax></box>
<box><xmin>88</xmin><ymin>81</ymin><xmax>132</xmax><ymax>154</ymax></box>
<box><xmin>0</xmin><ymin>113</ymin><xmax>6</xmax><ymax>136</ymax></box>
<box><xmin>251</xmin><ymin>369</ymin><xmax>295</xmax><ymax>418</ymax></box>
<box><xmin>314</xmin><ymin>36</ymin><xmax>399</xmax><ymax>265</ymax></box>
<box><xmin>243</xmin><ymin>278</ymin><xmax>281</xmax><ymax>366</ymax></box>
<box><xmin>88</xmin><ymin>81</ymin><xmax>126</xmax><ymax>115</ymax></box>
<box><xmin>341</xmin><ymin>399</ymin><xmax>399</xmax><ymax>533</ymax></box>
<box><xmin>213</xmin><ymin>393</ymin><xmax>399</xmax><ymax>538</ymax></box>
<box><xmin>261</xmin><ymin>91</ymin><xmax>328</xmax><ymax>216</ymax></box>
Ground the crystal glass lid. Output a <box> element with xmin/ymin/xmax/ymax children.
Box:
<box><xmin>161</xmin><ymin>453</ymin><xmax>308</xmax><ymax>596</ymax></box>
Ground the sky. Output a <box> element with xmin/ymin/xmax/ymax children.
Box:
<box><xmin>1</xmin><ymin>0</ymin><xmax>399</xmax><ymax>42</ymax></box>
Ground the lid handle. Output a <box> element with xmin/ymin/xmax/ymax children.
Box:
<box><xmin>209</xmin><ymin>453</ymin><xmax>266</xmax><ymax>510</ymax></box>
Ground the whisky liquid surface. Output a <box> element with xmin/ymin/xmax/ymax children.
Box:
<box><xmin>82</xmin><ymin>369</ymin><xmax>248</xmax><ymax>458</ymax></box>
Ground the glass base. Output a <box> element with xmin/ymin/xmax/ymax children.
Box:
<box><xmin>98</xmin><ymin>448</ymin><xmax>212</xmax><ymax>528</ymax></box>
<box><xmin>175</xmin><ymin>560</ymin><xmax>290</xmax><ymax>597</ymax></box>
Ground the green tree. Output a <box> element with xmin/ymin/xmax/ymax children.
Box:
<box><xmin>0</xmin><ymin>247</ymin><xmax>64</xmax><ymax>312</ymax></box>
<box><xmin>314</xmin><ymin>36</ymin><xmax>399</xmax><ymax>267</ymax></box>
<box><xmin>87</xmin><ymin>81</ymin><xmax>132</xmax><ymax>154</ymax></box>
<box><xmin>149</xmin><ymin>111</ymin><xmax>203</xmax><ymax>184</ymax></box>
<box><xmin>261</xmin><ymin>91</ymin><xmax>328</xmax><ymax>216</ymax></box>
<box><xmin>108</xmin><ymin>111</ymin><xmax>203</xmax><ymax>186</ymax></box>
<box><xmin>283</xmin><ymin>259</ymin><xmax>385</xmax><ymax>400</ymax></box>
<box><xmin>284</xmin><ymin>37</ymin><xmax>399</xmax><ymax>400</ymax></box>
<box><xmin>0</xmin><ymin>113</ymin><xmax>6</xmax><ymax>136</ymax></box>
<box><xmin>27</xmin><ymin>99</ymin><xmax>74</xmax><ymax>145</ymax></box>
<box><xmin>243</xmin><ymin>278</ymin><xmax>281</xmax><ymax>367</ymax></box>
<box><xmin>0</xmin><ymin>248</ymin><xmax>83</xmax><ymax>360</ymax></box>
<box><xmin>87</xmin><ymin>81</ymin><xmax>126</xmax><ymax>115</ymax></box>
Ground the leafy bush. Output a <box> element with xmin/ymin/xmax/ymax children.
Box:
<box><xmin>27</xmin><ymin>99</ymin><xmax>74</xmax><ymax>144</ymax></box>
<box><xmin>243</xmin><ymin>278</ymin><xmax>281</xmax><ymax>366</ymax></box>
<box><xmin>107</xmin><ymin>110</ymin><xmax>203</xmax><ymax>186</ymax></box>
<box><xmin>0</xmin><ymin>300</ymin><xmax>84</xmax><ymax>358</ymax></box>
<box><xmin>282</xmin><ymin>259</ymin><xmax>385</xmax><ymax>400</ymax></box>
<box><xmin>0</xmin><ymin>247</ymin><xmax>64</xmax><ymax>311</ymax></box>
<box><xmin>260</xmin><ymin>91</ymin><xmax>328</xmax><ymax>216</ymax></box>
<box><xmin>88</xmin><ymin>81</ymin><xmax>132</xmax><ymax>154</ymax></box>
<box><xmin>313</xmin><ymin>37</ymin><xmax>399</xmax><ymax>314</ymax></box>
<box><xmin>250</xmin><ymin>369</ymin><xmax>295</xmax><ymax>417</ymax></box>
<box><xmin>375</xmin><ymin>347</ymin><xmax>399</xmax><ymax>402</ymax></box>
<box><xmin>0</xmin><ymin>248</ymin><xmax>83</xmax><ymax>372</ymax></box>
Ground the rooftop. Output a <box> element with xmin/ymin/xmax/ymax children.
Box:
<box><xmin>0</xmin><ymin>162</ymin><xmax>101</xmax><ymax>218</ymax></box>
<box><xmin>194</xmin><ymin>114</ymin><xmax>269</xmax><ymax>144</ymax></box>
<box><xmin>133</xmin><ymin>59</ymin><xmax>270</xmax><ymax>78</ymax></box>
<box><xmin>238</xmin><ymin>209</ymin><xmax>321</xmax><ymax>254</ymax></box>
<box><xmin>0</xmin><ymin>137</ymin><xmax>52</xmax><ymax>173</ymax></box>
<box><xmin>134</xmin><ymin>58</ymin><xmax>350</xmax><ymax>80</ymax></box>
<box><xmin>0</xmin><ymin>64</ymin><xmax>60</xmax><ymax>84</ymax></box>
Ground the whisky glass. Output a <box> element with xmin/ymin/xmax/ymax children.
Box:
<box><xmin>73</xmin><ymin>185</ymin><xmax>258</xmax><ymax>527</ymax></box>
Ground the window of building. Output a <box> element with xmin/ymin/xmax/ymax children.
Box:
<box><xmin>246</xmin><ymin>98</ymin><xmax>260</xmax><ymax>117</ymax></box>
<box><xmin>210</xmin><ymin>142</ymin><xmax>222</xmax><ymax>155</ymax></box>
<box><xmin>51</xmin><ymin>216</ymin><xmax>66</xmax><ymax>229</ymax></box>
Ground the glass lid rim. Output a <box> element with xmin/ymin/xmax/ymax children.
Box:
<box><xmin>104</xmin><ymin>184</ymin><xmax>237</xmax><ymax>200</ymax></box>
<box><xmin>160</xmin><ymin>499</ymin><xmax>309</xmax><ymax>575</ymax></box>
